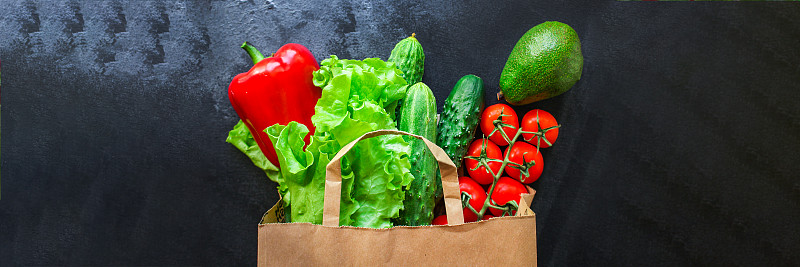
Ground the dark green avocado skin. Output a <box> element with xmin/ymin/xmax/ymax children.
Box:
<box><xmin>500</xmin><ymin>21</ymin><xmax>584</xmax><ymax>105</ymax></box>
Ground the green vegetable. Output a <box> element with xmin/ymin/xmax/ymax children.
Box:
<box><xmin>266</xmin><ymin>122</ymin><xmax>336</xmax><ymax>225</ymax></box>
<box><xmin>499</xmin><ymin>21</ymin><xmax>583</xmax><ymax>105</ymax></box>
<box><xmin>396</xmin><ymin>82</ymin><xmax>439</xmax><ymax>226</ymax></box>
<box><xmin>388</xmin><ymin>33</ymin><xmax>425</xmax><ymax>124</ymax></box>
<box><xmin>388</xmin><ymin>33</ymin><xmax>425</xmax><ymax>85</ymax></box>
<box><xmin>266</xmin><ymin>55</ymin><xmax>414</xmax><ymax>228</ymax></box>
<box><xmin>437</xmin><ymin>74</ymin><xmax>485</xmax><ymax>170</ymax></box>
<box><xmin>226</xmin><ymin>120</ymin><xmax>281</xmax><ymax>183</ymax></box>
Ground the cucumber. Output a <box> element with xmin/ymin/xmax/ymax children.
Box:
<box><xmin>389</xmin><ymin>33</ymin><xmax>425</xmax><ymax>126</ymax></box>
<box><xmin>396</xmin><ymin>82</ymin><xmax>439</xmax><ymax>226</ymax></box>
<box><xmin>436</xmin><ymin>74</ymin><xmax>485</xmax><ymax>170</ymax></box>
<box><xmin>389</xmin><ymin>33</ymin><xmax>425</xmax><ymax>84</ymax></box>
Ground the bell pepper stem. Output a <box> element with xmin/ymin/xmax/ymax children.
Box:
<box><xmin>241</xmin><ymin>41</ymin><xmax>266</xmax><ymax>65</ymax></box>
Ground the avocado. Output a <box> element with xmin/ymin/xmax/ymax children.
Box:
<box><xmin>499</xmin><ymin>21</ymin><xmax>583</xmax><ymax>105</ymax></box>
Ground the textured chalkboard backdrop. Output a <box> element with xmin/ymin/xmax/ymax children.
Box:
<box><xmin>1</xmin><ymin>1</ymin><xmax>799</xmax><ymax>266</ymax></box>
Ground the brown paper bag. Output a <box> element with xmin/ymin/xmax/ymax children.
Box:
<box><xmin>258</xmin><ymin>130</ymin><xmax>537</xmax><ymax>266</ymax></box>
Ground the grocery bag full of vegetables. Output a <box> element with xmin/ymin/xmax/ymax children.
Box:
<box><xmin>257</xmin><ymin>129</ymin><xmax>537</xmax><ymax>266</ymax></box>
<box><xmin>225</xmin><ymin>37</ymin><xmax>539</xmax><ymax>266</ymax></box>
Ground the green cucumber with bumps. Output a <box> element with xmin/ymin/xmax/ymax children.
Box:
<box><xmin>396</xmin><ymin>82</ymin><xmax>439</xmax><ymax>226</ymax></box>
<box><xmin>389</xmin><ymin>33</ymin><xmax>425</xmax><ymax>84</ymax></box>
<box><xmin>436</xmin><ymin>74</ymin><xmax>485</xmax><ymax>170</ymax></box>
<box><xmin>389</xmin><ymin>33</ymin><xmax>425</xmax><ymax>125</ymax></box>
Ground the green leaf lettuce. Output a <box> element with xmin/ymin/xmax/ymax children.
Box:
<box><xmin>226</xmin><ymin>120</ymin><xmax>281</xmax><ymax>184</ymax></box>
<box><xmin>266</xmin><ymin>55</ymin><xmax>413</xmax><ymax>228</ymax></box>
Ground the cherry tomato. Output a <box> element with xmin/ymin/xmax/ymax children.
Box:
<box><xmin>521</xmin><ymin>109</ymin><xmax>560</xmax><ymax>148</ymax></box>
<box><xmin>480</xmin><ymin>104</ymin><xmax>519</xmax><ymax>146</ymax></box>
<box><xmin>489</xmin><ymin>177</ymin><xmax>529</xmax><ymax>216</ymax></box>
<box><xmin>459</xmin><ymin>176</ymin><xmax>487</xmax><ymax>223</ymax></box>
<box><xmin>432</xmin><ymin>215</ymin><xmax>448</xmax><ymax>225</ymax></box>
<box><xmin>504</xmin><ymin>142</ymin><xmax>544</xmax><ymax>184</ymax></box>
<box><xmin>464</xmin><ymin>139</ymin><xmax>503</xmax><ymax>185</ymax></box>
<box><xmin>482</xmin><ymin>214</ymin><xmax>495</xmax><ymax>221</ymax></box>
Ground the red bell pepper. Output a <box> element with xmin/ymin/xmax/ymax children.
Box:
<box><xmin>228</xmin><ymin>42</ymin><xmax>322</xmax><ymax>168</ymax></box>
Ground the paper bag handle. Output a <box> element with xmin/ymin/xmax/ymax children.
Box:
<box><xmin>323</xmin><ymin>129</ymin><xmax>465</xmax><ymax>227</ymax></box>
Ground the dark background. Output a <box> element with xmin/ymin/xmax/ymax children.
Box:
<box><xmin>1</xmin><ymin>0</ymin><xmax>799</xmax><ymax>266</ymax></box>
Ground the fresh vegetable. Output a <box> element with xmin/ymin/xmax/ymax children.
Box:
<box><xmin>482</xmin><ymin>214</ymin><xmax>494</xmax><ymax>220</ymax></box>
<box><xmin>228</xmin><ymin>42</ymin><xmax>322</xmax><ymax>167</ymax></box>
<box><xmin>480</xmin><ymin>104</ymin><xmax>519</xmax><ymax>146</ymax></box>
<box><xmin>499</xmin><ymin>21</ymin><xmax>583</xmax><ymax>105</ymax></box>
<box><xmin>426</xmin><ymin>176</ymin><xmax>490</xmax><ymax>225</ymax></box>
<box><xmin>432</xmin><ymin>214</ymin><xmax>448</xmax><ymax>225</ymax></box>
<box><xmin>389</xmin><ymin>33</ymin><xmax>425</xmax><ymax>85</ymax></box>
<box><xmin>504</xmin><ymin>142</ymin><xmax>544</xmax><ymax>184</ymax></box>
<box><xmin>467</xmin><ymin>108</ymin><xmax>561</xmax><ymax>218</ymax></box>
<box><xmin>436</xmin><ymin>74</ymin><xmax>485</xmax><ymax>170</ymax></box>
<box><xmin>389</xmin><ymin>33</ymin><xmax>425</xmax><ymax>124</ymax></box>
<box><xmin>226</xmin><ymin>120</ymin><xmax>280</xmax><ymax>182</ymax></box>
<box><xmin>464</xmin><ymin>139</ymin><xmax>503</xmax><ymax>185</ymax></box>
<box><xmin>489</xmin><ymin>177</ymin><xmax>528</xmax><ymax>216</ymax></box>
<box><xmin>459</xmin><ymin>176</ymin><xmax>487</xmax><ymax>223</ymax></box>
<box><xmin>266</xmin><ymin>122</ymin><xmax>335</xmax><ymax>226</ymax></box>
<box><xmin>521</xmin><ymin>109</ymin><xmax>560</xmax><ymax>148</ymax></box>
<box><xmin>266</xmin><ymin>55</ymin><xmax>413</xmax><ymax>228</ymax></box>
<box><xmin>397</xmin><ymin>82</ymin><xmax>440</xmax><ymax>226</ymax></box>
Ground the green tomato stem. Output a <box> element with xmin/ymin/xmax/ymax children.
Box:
<box><xmin>468</xmin><ymin>117</ymin><xmax>544</xmax><ymax>219</ymax></box>
<box><xmin>476</xmin><ymin>128</ymin><xmax>525</xmax><ymax>218</ymax></box>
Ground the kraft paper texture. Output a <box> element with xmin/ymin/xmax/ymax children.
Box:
<box><xmin>258</xmin><ymin>130</ymin><xmax>537</xmax><ymax>266</ymax></box>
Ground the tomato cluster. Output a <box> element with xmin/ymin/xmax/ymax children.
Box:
<box><xmin>434</xmin><ymin>104</ymin><xmax>561</xmax><ymax>224</ymax></box>
<box><xmin>470</xmin><ymin>104</ymin><xmax>559</xmax><ymax>184</ymax></box>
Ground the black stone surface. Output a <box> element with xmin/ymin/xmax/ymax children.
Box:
<box><xmin>1</xmin><ymin>0</ymin><xmax>799</xmax><ymax>266</ymax></box>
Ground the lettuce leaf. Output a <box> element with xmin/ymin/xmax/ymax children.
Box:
<box><xmin>265</xmin><ymin>55</ymin><xmax>413</xmax><ymax>228</ymax></box>
<box><xmin>226</xmin><ymin>120</ymin><xmax>281</xmax><ymax>183</ymax></box>
<box><xmin>265</xmin><ymin>122</ymin><xmax>340</xmax><ymax>224</ymax></box>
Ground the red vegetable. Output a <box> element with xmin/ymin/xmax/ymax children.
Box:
<box><xmin>489</xmin><ymin>177</ymin><xmax>528</xmax><ymax>216</ymax></box>
<box><xmin>459</xmin><ymin>176</ymin><xmax>487</xmax><ymax>223</ymax></box>
<box><xmin>504</xmin><ymin>142</ymin><xmax>544</xmax><ymax>184</ymax></box>
<box><xmin>433</xmin><ymin>213</ymin><xmax>495</xmax><ymax>225</ymax></box>
<box><xmin>521</xmin><ymin>109</ymin><xmax>560</xmax><ymax>148</ymax></box>
<box><xmin>465</xmin><ymin>139</ymin><xmax>503</xmax><ymax>185</ymax></box>
<box><xmin>432</xmin><ymin>215</ymin><xmax>448</xmax><ymax>225</ymax></box>
<box><xmin>228</xmin><ymin>43</ymin><xmax>322</xmax><ymax>167</ymax></box>
<box><xmin>480</xmin><ymin>104</ymin><xmax>519</xmax><ymax>146</ymax></box>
